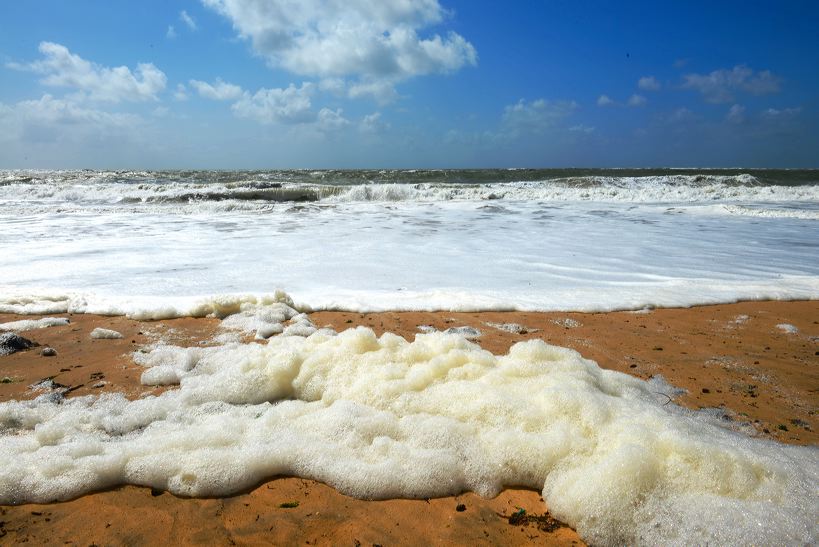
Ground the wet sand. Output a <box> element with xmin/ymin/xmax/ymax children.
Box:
<box><xmin>1</xmin><ymin>301</ymin><xmax>817</xmax><ymax>545</ymax></box>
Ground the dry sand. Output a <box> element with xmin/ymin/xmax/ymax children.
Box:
<box><xmin>0</xmin><ymin>300</ymin><xmax>816</xmax><ymax>545</ymax></box>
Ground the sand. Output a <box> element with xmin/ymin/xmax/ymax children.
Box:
<box><xmin>0</xmin><ymin>300</ymin><xmax>817</xmax><ymax>545</ymax></box>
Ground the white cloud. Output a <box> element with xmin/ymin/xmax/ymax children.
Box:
<box><xmin>190</xmin><ymin>78</ymin><xmax>244</xmax><ymax>100</ymax></box>
<box><xmin>762</xmin><ymin>107</ymin><xmax>801</xmax><ymax>119</ymax></box>
<box><xmin>231</xmin><ymin>83</ymin><xmax>314</xmax><ymax>124</ymax></box>
<box><xmin>665</xmin><ymin>107</ymin><xmax>695</xmax><ymax>123</ymax></box>
<box><xmin>201</xmin><ymin>0</ymin><xmax>477</xmax><ymax>100</ymax></box>
<box><xmin>726</xmin><ymin>104</ymin><xmax>745</xmax><ymax>124</ymax></box>
<box><xmin>319</xmin><ymin>78</ymin><xmax>346</xmax><ymax>95</ymax></box>
<box><xmin>569</xmin><ymin>124</ymin><xmax>595</xmax><ymax>134</ymax></box>
<box><xmin>628</xmin><ymin>94</ymin><xmax>646</xmax><ymax>107</ymax></box>
<box><xmin>360</xmin><ymin>111</ymin><xmax>389</xmax><ymax>133</ymax></box>
<box><xmin>166</xmin><ymin>25</ymin><xmax>177</xmax><ymax>39</ymax></box>
<box><xmin>10</xmin><ymin>42</ymin><xmax>166</xmax><ymax>103</ymax></box>
<box><xmin>174</xmin><ymin>84</ymin><xmax>189</xmax><ymax>101</ymax></box>
<box><xmin>316</xmin><ymin>107</ymin><xmax>350</xmax><ymax>131</ymax></box>
<box><xmin>638</xmin><ymin>76</ymin><xmax>660</xmax><ymax>91</ymax></box>
<box><xmin>180</xmin><ymin>10</ymin><xmax>198</xmax><ymax>30</ymax></box>
<box><xmin>347</xmin><ymin>79</ymin><xmax>400</xmax><ymax>104</ymax></box>
<box><xmin>682</xmin><ymin>65</ymin><xmax>780</xmax><ymax>103</ymax></box>
<box><xmin>502</xmin><ymin>98</ymin><xmax>578</xmax><ymax>136</ymax></box>
<box><xmin>597</xmin><ymin>94</ymin><xmax>614</xmax><ymax>107</ymax></box>
<box><xmin>0</xmin><ymin>94</ymin><xmax>140</xmax><ymax>143</ymax></box>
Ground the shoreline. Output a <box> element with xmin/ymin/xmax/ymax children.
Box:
<box><xmin>1</xmin><ymin>300</ymin><xmax>817</xmax><ymax>544</ymax></box>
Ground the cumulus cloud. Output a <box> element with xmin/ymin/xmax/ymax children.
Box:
<box><xmin>347</xmin><ymin>79</ymin><xmax>401</xmax><ymax>103</ymax></box>
<box><xmin>316</xmin><ymin>107</ymin><xmax>350</xmax><ymax>131</ymax></box>
<box><xmin>682</xmin><ymin>65</ymin><xmax>780</xmax><ymax>103</ymax></box>
<box><xmin>174</xmin><ymin>84</ymin><xmax>189</xmax><ymax>101</ymax></box>
<box><xmin>628</xmin><ymin>94</ymin><xmax>646</xmax><ymax>107</ymax></box>
<box><xmin>180</xmin><ymin>10</ymin><xmax>198</xmax><ymax>30</ymax></box>
<box><xmin>319</xmin><ymin>78</ymin><xmax>346</xmax><ymax>95</ymax></box>
<box><xmin>0</xmin><ymin>94</ymin><xmax>140</xmax><ymax>143</ymax></box>
<box><xmin>190</xmin><ymin>78</ymin><xmax>244</xmax><ymax>100</ymax></box>
<box><xmin>182</xmin><ymin>75</ymin><xmax>362</xmax><ymax>130</ymax></box>
<box><xmin>9</xmin><ymin>42</ymin><xmax>166</xmax><ymax>103</ymax></box>
<box><xmin>638</xmin><ymin>76</ymin><xmax>660</xmax><ymax>91</ymax></box>
<box><xmin>231</xmin><ymin>83</ymin><xmax>314</xmax><ymax>124</ymax></box>
<box><xmin>502</xmin><ymin>98</ymin><xmax>578</xmax><ymax>136</ymax></box>
<box><xmin>597</xmin><ymin>94</ymin><xmax>614</xmax><ymax>107</ymax></box>
<box><xmin>726</xmin><ymin>104</ymin><xmax>745</xmax><ymax>124</ymax></box>
<box><xmin>201</xmin><ymin>0</ymin><xmax>477</xmax><ymax>99</ymax></box>
<box><xmin>360</xmin><ymin>111</ymin><xmax>389</xmax><ymax>133</ymax></box>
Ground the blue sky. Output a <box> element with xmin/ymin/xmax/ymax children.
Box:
<box><xmin>1</xmin><ymin>0</ymin><xmax>817</xmax><ymax>168</ymax></box>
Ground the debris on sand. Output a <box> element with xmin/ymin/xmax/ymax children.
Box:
<box><xmin>0</xmin><ymin>332</ymin><xmax>37</xmax><ymax>356</ymax></box>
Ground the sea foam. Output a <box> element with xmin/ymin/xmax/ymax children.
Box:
<box><xmin>0</xmin><ymin>317</ymin><xmax>69</xmax><ymax>332</ymax></box>
<box><xmin>0</xmin><ymin>327</ymin><xmax>816</xmax><ymax>545</ymax></box>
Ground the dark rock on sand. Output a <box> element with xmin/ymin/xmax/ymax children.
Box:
<box><xmin>0</xmin><ymin>332</ymin><xmax>37</xmax><ymax>356</ymax></box>
<box><xmin>41</xmin><ymin>347</ymin><xmax>58</xmax><ymax>357</ymax></box>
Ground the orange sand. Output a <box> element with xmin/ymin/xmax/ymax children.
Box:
<box><xmin>1</xmin><ymin>300</ymin><xmax>816</xmax><ymax>545</ymax></box>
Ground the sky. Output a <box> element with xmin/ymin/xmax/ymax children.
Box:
<box><xmin>1</xmin><ymin>0</ymin><xmax>818</xmax><ymax>168</ymax></box>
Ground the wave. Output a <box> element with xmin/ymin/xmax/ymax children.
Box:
<box><xmin>2</xmin><ymin>172</ymin><xmax>819</xmax><ymax>210</ymax></box>
<box><xmin>3</xmin><ymin>276</ymin><xmax>819</xmax><ymax>318</ymax></box>
<box><xmin>719</xmin><ymin>204</ymin><xmax>819</xmax><ymax>220</ymax></box>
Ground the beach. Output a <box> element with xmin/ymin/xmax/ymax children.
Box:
<box><xmin>3</xmin><ymin>0</ymin><xmax>819</xmax><ymax>540</ymax></box>
<box><xmin>1</xmin><ymin>168</ymin><xmax>818</xmax><ymax>544</ymax></box>
<box><xmin>1</xmin><ymin>300</ymin><xmax>816</xmax><ymax>544</ymax></box>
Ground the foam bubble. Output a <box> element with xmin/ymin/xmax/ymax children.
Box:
<box><xmin>484</xmin><ymin>322</ymin><xmax>537</xmax><ymax>334</ymax></box>
<box><xmin>0</xmin><ymin>328</ymin><xmax>815</xmax><ymax>545</ymax></box>
<box><xmin>0</xmin><ymin>317</ymin><xmax>69</xmax><ymax>332</ymax></box>
<box><xmin>776</xmin><ymin>323</ymin><xmax>799</xmax><ymax>334</ymax></box>
<box><xmin>90</xmin><ymin>328</ymin><xmax>123</xmax><ymax>339</ymax></box>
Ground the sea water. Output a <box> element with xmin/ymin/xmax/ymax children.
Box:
<box><xmin>1</xmin><ymin>168</ymin><xmax>818</xmax><ymax>315</ymax></box>
<box><xmin>1</xmin><ymin>169</ymin><xmax>817</xmax><ymax>545</ymax></box>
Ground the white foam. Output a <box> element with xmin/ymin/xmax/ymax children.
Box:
<box><xmin>4</xmin><ymin>172</ymin><xmax>818</xmax><ymax>210</ymax></box>
<box><xmin>776</xmin><ymin>323</ymin><xmax>799</xmax><ymax>334</ymax></box>
<box><xmin>721</xmin><ymin>204</ymin><xmax>819</xmax><ymax>220</ymax></box>
<box><xmin>0</xmin><ymin>317</ymin><xmax>69</xmax><ymax>332</ymax></box>
<box><xmin>2</xmin><ymin>174</ymin><xmax>819</xmax><ymax>318</ymax></box>
<box><xmin>134</xmin><ymin>345</ymin><xmax>204</xmax><ymax>386</ymax></box>
<box><xmin>90</xmin><ymin>328</ymin><xmax>123</xmax><ymax>339</ymax></box>
<box><xmin>443</xmin><ymin>326</ymin><xmax>481</xmax><ymax>339</ymax></box>
<box><xmin>551</xmin><ymin>318</ymin><xmax>581</xmax><ymax>328</ymax></box>
<box><xmin>0</xmin><ymin>292</ymin><xmax>300</xmax><ymax>320</ymax></box>
<box><xmin>0</xmin><ymin>328</ymin><xmax>816</xmax><ymax>545</ymax></box>
<box><xmin>323</xmin><ymin>177</ymin><xmax>819</xmax><ymax>204</ymax></box>
<box><xmin>484</xmin><ymin>322</ymin><xmax>537</xmax><ymax>334</ymax></box>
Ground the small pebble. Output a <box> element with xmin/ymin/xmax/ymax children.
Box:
<box><xmin>41</xmin><ymin>347</ymin><xmax>57</xmax><ymax>357</ymax></box>
<box><xmin>456</xmin><ymin>504</ymin><xmax>466</xmax><ymax>512</ymax></box>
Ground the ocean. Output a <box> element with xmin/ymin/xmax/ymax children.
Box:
<box><xmin>1</xmin><ymin>168</ymin><xmax>818</xmax><ymax>315</ymax></box>
<box><xmin>1</xmin><ymin>168</ymin><xmax>818</xmax><ymax>544</ymax></box>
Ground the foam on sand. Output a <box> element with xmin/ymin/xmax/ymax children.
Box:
<box><xmin>89</xmin><ymin>328</ymin><xmax>123</xmax><ymax>339</ymax></box>
<box><xmin>0</xmin><ymin>328</ymin><xmax>816</xmax><ymax>545</ymax></box>
<box><xmin>0</xmin><ymin>317</ymin><xmax>69</xmax><ymax>332</ymax></box>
